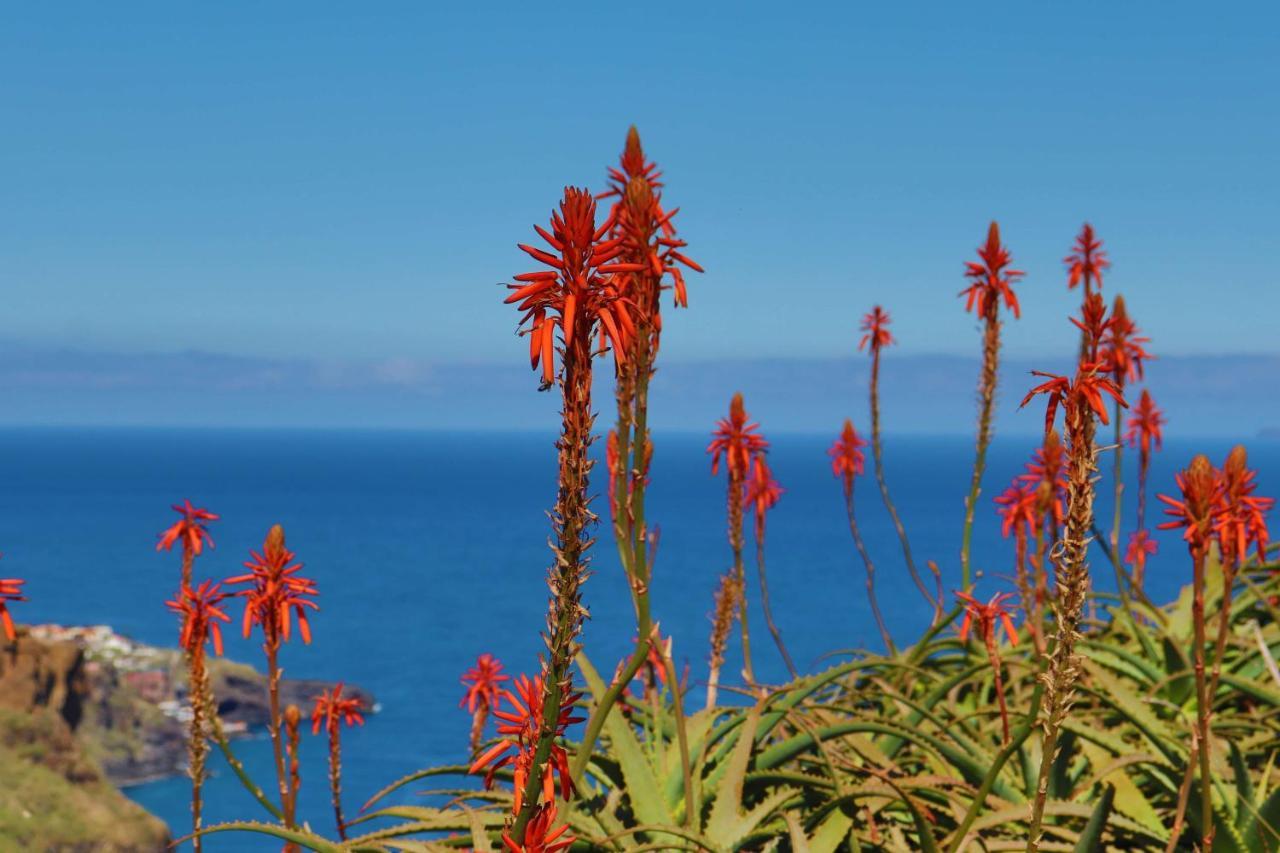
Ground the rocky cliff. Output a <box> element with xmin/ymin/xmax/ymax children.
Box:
<box><xmin>0</xmin><ymin>626</ymin><xmax>375</xmax><ymax>850</ymax></box>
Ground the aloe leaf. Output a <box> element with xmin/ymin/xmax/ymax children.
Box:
<box><xmin>1071</xmin><ymin>783</ymin><xmax>1115</xmax><ymax>852</ymax></box>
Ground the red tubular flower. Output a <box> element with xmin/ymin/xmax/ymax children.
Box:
<box><xmin>1020</xmin><ymin>365</ymin><xmax>1126</xmax><ymax>435</ymax></box>
<box><xmin>744</xmin><ymin>456</ymin><xmax>783</xmax><ymax>539</ymax></box>
<box><xmin>960</xmin><ymin>222</ymin><xmax>1023</xmax><ymax>320</ymax></box>
<box><xmin>1069</xmin><ymin>292</ymin><xmax>1113</xmax><ymax>362</ymax></box>
<box><xmin>1214</xmin><ymin>446</ymin><xmax>1274</xmax><ymax>565</ymax></box>
<box><xmin>994</xmin><ymin>482</ymin><xmax>1038</xmax><ymax>541</ymax></box>
<box><xmin>1125</xmin><ymin>390</ymin><xmax>1165</xmax><ymax>457</ymax></box>
<box><xmin>1017</xmin><ymin>435</ymin><xmax>1068</xmax><ymax>533</ymax></box>
<box><xmin>1125</xmin><ymin>529</ymin><xmax>1158</xmax><ymax>577</ymax></box>
<box><xmin>707</xmin><ymin>392</ymin><xmax>769</xmax><ymax>480</ymax></box>
<box><xmin>156</xmin><ymin>500</ymin><xmax>218</xmax><ymax>556</ymax></box>
<box><xmin>602</xmin><ymin>128</ymin><xmax>702</xmax><ymax>312</ymax></box>
<box><xmin>502</xmin><ymin>802</ymin><xmax>575</xmax><ymax>853</ymax></box>
<box><xmin>470</xmin><ymin>673</ymin><xmax>583</xmax><ymax>813</ymax></box>
<box><xmin>828</xmin><ymin>419</ymin><xmax>868</xmax><ymax>497</ymax></box>
<box><xmin>1157</xmin><ymin>455</ymin><xmax>1218</xmax><ymax>553</ymax></box>
<box><xmin>1102</xmin><ymin>295</ymin><xmax>1153</xmax><ymax>384</ymax></box>
<box><xmin>310</xmin><ymin>682</ymin><xmax>366</xmax><ymax>736</ymax></box>
<box><xmin>955</xmin><ymin>591</ymin><xmax>1020</xmax><ymax>647</ymax></box>
<box><xmin>0</xmin><ymin>576</ymin><xmax>27</xmax><ymax>642</ymax></box>
<box><xmin>505</xmin><ymin>188</ymin><xmax>641</xmax><ymax>389</ymax></box>
<box><xmin>226</xmin><ymin>525</ymin><xmax>319</xmax><ymax>645</ymax></box>
<box><xmin>166</xmin><ymin>580</ymin><xmax>232</xmax><ymax>656</ymax></box>
<box><xmin>858</xmin><ymin>306</ymin><xmax>894</xmax><ymax>354</ymax></box>
<box><xmin>459</xmin><ymin>653</ymin><xmax>508</xmax><ymax>715</ymax></box>
<box><xmin>1065</xmin><ymin>223</ymin><xmax>1109</xmax><ymax>292</ymax></box>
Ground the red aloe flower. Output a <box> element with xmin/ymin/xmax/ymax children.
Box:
<box><xmin>828</xmin><ymin>419</ymin><xmax>868</xmax><ymax>497</ymax></box>
<box><xmin>1124</xmin><ymin>390</ymin><xmax>1165</xmax><ymax>457</ymax></box>
<box><xmin>744</xmin><ymin>456</ymin><xmax>783</xmax><ymax>538</ymax></box>
<box><xmin>156</xmin><ymin>500</ymin><xmax>219</xmax><ymax>557</ymax></box>
<box><xmin>601</xmin><ymin>128</ymin><xmax>702</xmax><ymax>311</ymax></box>
<box><xmin>1157</xmin><ymin>455</ymin><xmax>1218</xmax><ymax>552</ymax></box>
<box><xmin>0</xmin><ymin>576</ymin><xmax>26</xmax><ymax>642</ymax></box>
<box><xmin>956</xmin><ymin>591</ymin><xmax>1020</xmax><ymax>647</ymax></box>
<box><xmin>858</xmin><ymin>306</ymin><xmax>894</xmax><ymax>354</ymax></box>
<box><xmin>166</xmin><ymin>580</ymin><xmax>232</xmax><ymax>656</ymax></box>
<box><xmin>226</xmin><ymin>526</ymin><xmax>319</xmax><ymax>645</ymax></box>
<box><xmin>460</xmin><ymin>653</ymin><xmax>509</xmax><ymax>715</ymax></box>
<box><xmin>1069</xmin><ymin>292</ymin><xmax>1113</xmax><ymax>362</ymax></box>
<box><xmin>1125</xmin><ymin>529</ymin><xmax>1158</xmax><ymax>581</ymax></box>
<box><xmin>505</xmin><ymin>188</ymin><xmax>641</xmax><ymax>388</ymax></box>
<box><xmin>1017</xmin><ymin>435</ymin><xmax>1068</xmax><ymax>533</ymax></box>
<box><xmin>994</xmin><ymin>482</ymin><xmax>1039</xmax><ymax>541</ymax></box>
<box><xmin>1102</xmin><ymin>295</ymin><xmax>1153</xmax><ymax>384</ymax></box>
<box><xmin>1214</xmin><ymin>446</ymin><xmax>1274</xmax><ymax>565</ymax></box>
<box><xmin>470</xmin><ymin>673</ymin><xmax>583</xmax><ymax>813</ymax></box>
<box><xmin>960</xmin><ymin>222</ymin><xmax>1023</xmax><ymax>320</ymax></box>
<box><xmin>310</xmin><ymin>682</ymin><xmax>366</xmax><ymax>736</ymax></box>
<box><xmin>707</xmin><ymin>392</ymin><xmax>769</xmax><ymax>480</ymax></box>
<box><xmin>955</xmin><ymin>589</ymin><xmax>1019</xmax><ymax>742</ymax></box>
<box><xmin>1065</xmin><ymin>223</ymin><xmax>1109</xmax><ymax>293</ymax></box>
<box><xmin>1020</xmin><ymin>365</ymin><xmax>1126</xmax><ymax>435</ymax></box>
<box><xmin>502</xmin><ymin>802</ymin><xmax>575</xmax><ymax>853</ymax></box>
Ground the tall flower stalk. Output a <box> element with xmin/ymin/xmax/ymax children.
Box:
<box><xmin>165</xmin><ymin>580</ymin><xmax>231</xmax><ymax>852</ymax></box>
<box><xmin>1124</xmin><ymin>390</ymin><xmax>1165</xmax><ymax>590</ymax></box>
<box><xmin>708</xmin><ymin>392</ymin><xmax>769</xmax><ymax>687</ymax></box>
<box><xmin>227</xmin><ymin>524</ymin><xmax>319</xmax><ymax>829</ymax></box>
<box><xmin>1101</xmin><ymin>294</ymin><xmax>1152</xmax><ymax>594</ymax></box>
<box><xmin>1018</xmin><ymin>431</ymin><xmax>1067</xmax><ymax>631</ymax></box>
<box><xmin>1158</xmin><ymin>455</ymin><xmax>1220</xmax><ymax>849</ymax></box>
<box><xmin>705</xmin><ymin>570</ymin><xmax>741</xmax><ymax>709</ymax></box>
<box><xmin>829</xmin><ymin>419</ymin><xmax>893</xmax><ymax>652</ymax></box>
<box><xmin>745</xmin><ymin>455</ymin><xmax>794</xmax><ymax>676</ymax></box>
<box><xmin>502</xmin><ymin>186</ymin><xmax>638</xmax><ymax>836</ymax></box>
<box><xmin>959</xmin><ymin>224</ymin><xmax>1023</xmax><ymax>591</ymax></box>
<box><xmin>571</xmin><ymin>128</ymin><xmax>699</xmax><ymax>786</ymax></box>
<box><xmin>859</xmin><ymin>307</ymin><xmax>934</xmax><ymax>611</ymax></box>
<box><xmin>955</xmin><ymin>590</ymin><xmax>1019</xmax><ymax>743</ymax></box>
<box><xmin>311</xmin><ymin>683</ymin><xmax>367</xmax><ymax>839</ymax></box>
<box><xmin>994</xmin><ymin>481</ymin><xmax>1041</xmax><ymax>654</ymax></box>
<box><xmin>1021</xmin><ymin>328</ymin><xmax>1124</xmax><ymax>851</ymax></box>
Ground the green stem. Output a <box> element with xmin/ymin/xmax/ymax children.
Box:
<box><xmin>869</xmin><ymin>349</ymin><xmax>934</xmax><ymax>610</ymax></box>
<box><xmin>960</xmin><ymin>315</ymin><xmax>999</xmax><ymax>592</ymax></box>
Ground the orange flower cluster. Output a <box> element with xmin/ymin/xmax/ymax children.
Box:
<box><xmin>1018</xmin><ymin>433</ymin><xmax>1068</xmax><ymax>533</ymax></box>
<box><xmin>1064</xmin><ymin>222</ymin><xmax>1109</xmax><ymax>293</ymax></box>
<box><xmin>828</xmin><ymin>419</ymin><xmax>868</xmax><ymax>498</ymax></box>
<box><xmin>506</xmin><ymin>188</ymin><xmax>642</xmax><ymax>388</ymax></box>
<box><xmin>503</xmin><ymin>802</ymin><xmax>574</xmax><ymax>853</ymax></box>
<box><xmin>166</xmin><ymin>580</ymin><xmax>232</xmax><ymax>656</ymax></box>
<box><xmin>1102</xmin><ymin>295</ymin><xmax>1153</xmax><ymax>384</ymax></box>
<box><xmin>1159</xmin><ymin>449</ymin><xmax>1274</xmax><ymax>563</ymax></box>
<box><xmin>960</xmin><ymin>222</ymin><xmax>1023</xmax><ymax>320</ymax></box>
<box><xmin>460</xmin><ymin>653</ymin><xmax>509</xmax><ymax>716</ymax></box>
<box><xmin>956</xmin><ymin>590</ymin><xmax>1019</xmax><ymax>647</ymax></box>
<box><xmin>744</xmin><ymin>457</ymin><xmax>783</xmax><ymax>542</ymax></box>
<box><xmin>471</xmin><ymin>673</ymin><xmax>583</xmax><ymax>816</ymax></box>
<box><xmin>311</xmin><ymin>683</ymin><xmax>366</xmax><ymax>736</ymax></box>
<box><xmin>1125</xmin><ymin>390</ymin><xmax>1165</xmax><ymax>459</ymax></box>
<box><xmin>1021</xmin><ymin>366</ymin><xmax>1125</xmax><ymax>436</ymax></box>
<box><xmin>228</xmin><ymin>525</ymin><xmax>319</xmax><ymax>645</ymax></box>
<box><xmin>708</xmin><ymin>392</ymin><xmax>769</xmax><ymax>481</ymax></box>
<box><xmin>601</xmin><ymin>127</ymin><xmax>702</xmax><ymax>315</ymax></box>
<box><xmin>156</xmin><ymin>500</ymin><xmax>219</xmax><ymax>557</ymax></box>
<box><xmin>0</xmin><ymin>576</ymin><xmax>26</xmax><ymax>642</ymax></box>
<box><xmin>858</xmin><ymin>306</ymin><xmax>894</xmax><ymax>354</ymax></box>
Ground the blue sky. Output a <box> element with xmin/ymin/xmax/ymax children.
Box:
<box><xmin>1</xmin><ymin>3</ymin><xmax>1276</xmax><ymax>427</ymax></box>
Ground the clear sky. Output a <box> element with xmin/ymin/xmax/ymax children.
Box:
<box><xmin>1</xmin><ymin>3</ymin><xmax>1276</xmax><ymax>423</ymax></box>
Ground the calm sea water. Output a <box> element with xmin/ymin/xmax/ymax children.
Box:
<box><xmin>2</xmin><ymin>427</ymin><xmax>1274</xmax><ymax>849</ymax></box>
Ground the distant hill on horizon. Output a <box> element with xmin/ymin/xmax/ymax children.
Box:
<box><xmin>0</xmin><ymin>342</ymin><xmax>1274</xmax><ymax>438</ymax></box>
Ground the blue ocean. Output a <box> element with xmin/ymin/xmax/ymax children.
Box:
<box><xmin>3</xmin><ymin>427</ymin><xmax>1274</xmax><ymax>849</ymax></box>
